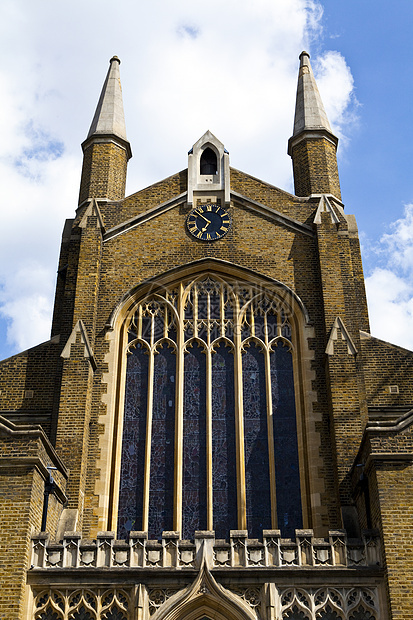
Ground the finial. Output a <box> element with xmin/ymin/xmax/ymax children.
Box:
<box><xmin>110</xmin><ymin>56</ymin><xmax>121</xmax><ymax>64</ymax></box>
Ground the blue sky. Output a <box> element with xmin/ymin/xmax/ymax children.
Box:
<box><xmin>0</xmin><ymin>0</ymin><xmax>412</xmax><ymax>360</ymax></box>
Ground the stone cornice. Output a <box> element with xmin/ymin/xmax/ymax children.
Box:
<box><xmin>0</xmin><ymin>415</ymin><xmax>68</xmax><ymax>479</ymax></box>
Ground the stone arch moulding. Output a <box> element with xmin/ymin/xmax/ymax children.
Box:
<box><xmin>95</xmin><ymin>258</ymin><xmax>321</xmax><ymax>537</ymax></box>
<box><xmin>151</xmin><ymin>554</ymin><xmax>257</xmax><ymax>620</ymax></box>
<box><xmin>107</xmin><ymin>258</ymin><xmax>311</xmax><ymax>330</ymax></box>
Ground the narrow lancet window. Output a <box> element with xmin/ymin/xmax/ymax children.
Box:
<box><xmin>183</xmin><ymin>343</ymin><xmax>207</xmax><ymax>538</ymax></box>
<box><xmin>271</xmin><ymin>343</ymin><xmax>302</xmax><ymax>538</ymax></box>
<box><xmin>117</xmin><ymin>342</ymin><xmax>148</xmax><ymax>538</ymax></box>
<box><xmin>148</xmin><ymin>344</ymin><xmax>175</xmax><ymax>538</ymax></box>
<box><xmin>212</xmin><ymin>342</ymin><xmax>237</xmax><ymax>538</ymax></box>
<box><xmin>243</xmin><ymin>343</ymin><xmax>272</xmax><ymax>538</ymax></box>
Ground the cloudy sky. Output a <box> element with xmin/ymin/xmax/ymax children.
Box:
<box><xmin>0</xmin><ymin>0</ymin><xmax>412</xmax><ymax>360</ymax></box>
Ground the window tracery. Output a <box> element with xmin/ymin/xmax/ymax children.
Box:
<box><xmin>34</xmin><ymin>589</ymin><xmax>129</xmax><ymax>620</ymax></box>
<box><xmin>117</xmin><ymin>275</ymin><xmax>303</xmax><ymax>539</ymax></box>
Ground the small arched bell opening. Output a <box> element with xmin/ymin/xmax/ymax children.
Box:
<box><xmin>200</xmin><ymin>148</ymin><xmax>218</xmax><ymax>175</ymax></box>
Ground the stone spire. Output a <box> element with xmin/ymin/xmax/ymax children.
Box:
<box><xmin>87</xmin><ymin>56</ymin><xmax>129</xmax><ymax>145</ymax></box>
<box><xmin>288</xmin><ymin>51</ymin><xmax>341</xmax><ymax>199</ymax></box>
<box><xmin>291</xmin><ymin>51</ymin><xmax>333</xmax><ymax>137</ymax></box>
<box><xmin>79</xmin><ymin>57</ymin><xmax>131</xmax><ymax>205</ymax></box>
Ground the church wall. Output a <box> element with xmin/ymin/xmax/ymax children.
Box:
<box><xmin>106</xmin><ymin>170</ymin><xmax>188</xmax><ymax>228</ymax></box>
<box><xmin>0</xmin><ymin>340</ymin><xmax>62</xmax><ymax>439</ymax></box>
<box><xmin>375</xmin><ymin>461</ymin><xmax>413</xmax><ymax>619</ymax></box>
<box><xmin>71</xmin><ymin>188</ymin><xmax>347</xmax><ymax>537</ymax></box>
<box><xmin>361</xmin><ymin>337</ymin><xmax>413</xmax><ymax>407</ymax></box>
<box><xmin>0</xmin><ymin>431</ymin><xmax>66</xmax><ymax>620</ymax></box>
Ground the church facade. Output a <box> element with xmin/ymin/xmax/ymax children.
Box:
<box><xmin>1</xmin><ymin>52</ymin><xmax>412</xmax><ymax>620</ymax></box>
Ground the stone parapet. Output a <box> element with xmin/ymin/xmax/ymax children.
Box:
<box><xmin>31</xmin><ymin>529</ymin><xmax>381</xmax><ymax>570</ymax></box>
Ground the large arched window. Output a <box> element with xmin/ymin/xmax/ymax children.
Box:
<box><xmin>117</xmin><ymin>275</ymin><xmax>303</xmax><ymax>540</ymax></box>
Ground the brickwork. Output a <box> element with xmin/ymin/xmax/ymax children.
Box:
<box><xmin>79</xmin><ymin>141</ymin><xmax>128</xmax><ymax>204</ymax></box>
<box><xmin>54</xmin><ymin>340</ymin><xmax>94</xmax><ymax>528</ymax></box>
<box><xmin>376</xmin><ymin>461</ymin><xmax>413</xmax><ymax>619</ymax></box>
<box><xmin>0</xmin><ymin>340</ymin><xmax>62</xmax><ymax>440</ymax></box>
<box><xmin>0</xmin><ymin>420</ymin><xmax>66</xmax><ymax>619</ymax></box>
<box><xmin>291</xmin><ymin>138</ymin><xmax>341</xmax><ymax>199</ymax></box>
<box><xmin>361</xmin><ymin>336</ymin><xmax>413</xmax><ymax>406</ymax></box>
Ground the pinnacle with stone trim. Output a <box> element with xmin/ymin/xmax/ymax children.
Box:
<box><xmin>288</xmin><ymin>51</ymin><xmax>341</xmax><ymax>199</ymax></box>
<box><xmin>78</xmin><ymin>57</ymin><xmax>132</xmax><ymax>203</ymax></box>
<box><xmin>288</xmin><ymin>51</ymin><xmax>338</xmax><ymax>156</ymax></box>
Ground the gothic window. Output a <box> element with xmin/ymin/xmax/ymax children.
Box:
<box><xmin>200</xmin><ymin>147</ymin><xmax>218</xmax><ymax>175</ymax></box>
<box><xmin>117</xmin><ymin>275</ymin><xmax>303</xmax><ymax>539</ymax></box>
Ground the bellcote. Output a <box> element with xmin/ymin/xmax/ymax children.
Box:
<box><xmin>187</xmin><ymin>131</ymin><xmax>230</xmax><ymax>207</ymax></box>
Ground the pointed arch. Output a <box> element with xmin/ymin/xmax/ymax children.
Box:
<box><xmin>151</xmin><ymin>558</ymin><xmax>256</xmax><ymax>620</ymax></box>
<box><xmin>95</xmin><ymin>259</ymin><xmax>323</xmax><ymax>538</ymax></box>
<box><xmin>106</xmin><ymin>258</ymin><xmax>311</xmax><ymax>331</ymax></box>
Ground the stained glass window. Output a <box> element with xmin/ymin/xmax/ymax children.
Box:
<box><xmin>117</xmin><ymin>343</ymin><xmax>148</xmax><ymax>539</ymax></box>
<box><xmin>183</xmin><ymin>344</ymin><xmax>207</xmax><ymax>538</ymax></box>
<box><xmin>148</xmin><ymin>345</ymin><xmax>175</xmax><ymax>538</ymax></box>
<box><xmin>212</xmin><ymin>342</ymin><xmax>237</xmax><ymax>538</ymax></box>
<box><xmin>271</xmin><ymin>343</ymin><xmax>303</xmax><ymax>538</ymax></box>
<box><xmin>349</xmin><ymin>609</ymin><xmax>375</xmax><ymax>620</ymax></box>
<box><xmin>117</xmin><ymin>276</ymin><xmax>303</xmax><ymax>540</ymax></box>
<box><xmin>243</xmin><ymin>344</ymin><xmax>272</xmax><ymax>538</ymax></box>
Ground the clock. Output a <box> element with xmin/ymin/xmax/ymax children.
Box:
<box><xmin>186</xmin><ymin>203</ymin><xmax>231</xmax><ymax>241</ymax></box>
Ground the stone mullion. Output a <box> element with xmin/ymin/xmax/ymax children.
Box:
<box><xmin>206</xmin><ymin>293</ymin><xmax>213</xmax><ymax>530</ymax></box>
<box><xmin>264</xmin><ymin>340</ymin><xmax>278</xmax><ymax>530</ymax></box>
<box><xmin>173</xmin><ymin>283</ymin><xmax>185</xmax><ymax>534</ymax></box>
<box><xmin>142</xmin><ymin>341</ymin><xmax>155</xmax><ymax>533</ymax></box>
<box><xmin>234</xmin><ymin>295</ymin><xmax>247</xmax><ymax>530</ymax></box>
<box><xmin>206</xmin><ymin>346</ymin><xmax>213</xmax><ymax>530</ymax></box>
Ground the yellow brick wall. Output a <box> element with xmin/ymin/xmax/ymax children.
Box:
<box><xmin>79</xmin><ymin>141</ymin><xmax>128</xmax><ymax>203</ymax></box>
<box><xmin>291</xmin><ymin>138</ymin><xmax>341</xmax><ymax>199</ymax></box>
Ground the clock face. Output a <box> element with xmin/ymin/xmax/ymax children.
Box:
<box><xmin>187</xmin><ymin>204</ymin><xmax>231</xmax><ymax>241</ymax></box>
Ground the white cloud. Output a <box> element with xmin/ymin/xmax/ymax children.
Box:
<box><xmin>0</xmin><ymin>0</ymin><xmax>357</xmax><ymax>359</ymax></box>
<box><xmin>365</xmin><ymin>204</ymin><xmax>413</xmax><ymax>350</ymax></box>
<box><xmin>0</xmin><ymin>265</ymin><xmax>55</xmax><ymax>352</ymax></box>
<box><xmin>313</xmin><ymin>50</ymin><xmax>358</xmax><ymax>143</ymax></box>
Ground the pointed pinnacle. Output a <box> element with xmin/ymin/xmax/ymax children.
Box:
<box><xmin>87</xmin><ymin>56</ymin><xmax>128</xmax><ymax>142</ymax></box>
<box><xmin>292</xmin><ymin>51</ymin><xmax>333</xmax><ymax>136</ymax></box>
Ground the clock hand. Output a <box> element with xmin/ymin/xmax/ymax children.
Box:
<box><xmin>201</xmin><ymin>222</ymin><xmax>211</xmax><ymax>232</ymax></box>
<box><xmin>198</xmin><ymin>213</ymin><xmax>212</xmax><ymax>225</ymax></box>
